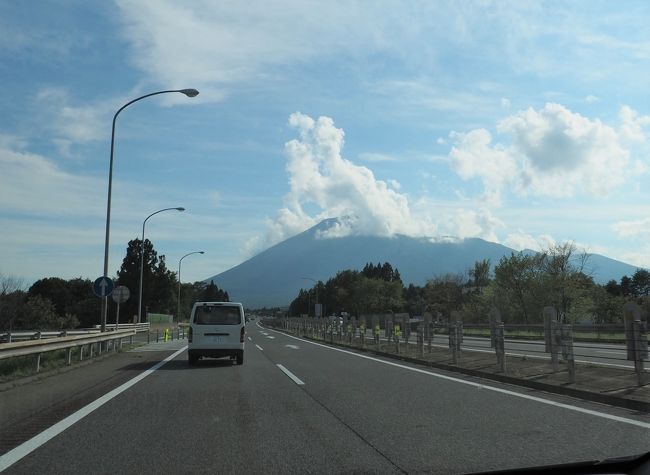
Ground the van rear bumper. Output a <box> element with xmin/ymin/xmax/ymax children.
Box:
<box><xmin>188</xmin><ymin>347</ymin><xmax>243</xmax><ymax>358</ymax></box>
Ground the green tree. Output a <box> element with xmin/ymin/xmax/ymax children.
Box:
<box><xmin>631</xmin><ymin>269</ymin><xmax>650</xmax><ymax>297</ymax></box>
<box><xmin>116</xmin><ymin>238</ymin><xmax>178</xmax><ymax>322</ymax></box>
<box><xmin>494</xmin><ymin>252</ymin><xmax>544</xmax><ymax>323</ymax></box>
<box><xmin>469</xmin><ymin>259</ymin><xmax>491</xmax><ymax>288</ymax></box>
<box><xmin>423</xmin><ymin>274</ymin><xmax>464</xmax><ymax>321</ymax></box>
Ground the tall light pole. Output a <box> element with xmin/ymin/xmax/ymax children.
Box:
<box><xmin>101</xmin><ymin>88</ymin><xmax>199</xmax><ymax>332</ymax></box>
<box><xmin>301</xmin><ymin>277</ymin><xmax>318</xmax><ymax>317</ymax></box>
<box><xmin>137</xmin><ymin>207</ymin><xmax>185</xmax><ymax>323</ymax></box>
<box><xmin>177</xmin><ymin>251</ymin><xmax>205</xmax><ymax>322</ymax></box>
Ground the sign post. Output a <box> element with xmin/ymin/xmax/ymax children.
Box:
<box><xmin>93</xmin><ymin>277</ymin><xmax>114</xmax><ymax>333</ymax></box>
<box><xmin>111</xmin><ymin>286</ymin><xmax>130</xmax><ymax>331</ymax></box>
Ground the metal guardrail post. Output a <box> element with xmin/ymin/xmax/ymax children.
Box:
<box><xmin>35</xmin><ymin>353</ymin><xmax>41</xmax><ymax>373</ymax></box>
<box><xmin>450</xmin><ymin>324</ymin><xmax>458</xmax><ymax>365</ymax></box>
<box><xmin>561</xmin><ymin>324</ymin><xmax>575</xmax><ymax>383</ymax></box>
<box><xmin>66</xmin><ymin>348</ymin><xmax>72</xmax><ymax>365</ymax></box>
<box><xmin>632</xmin><ymin>320</ymin><xmax>648</xmax><ymax>386</ymax></box>
<box><xmin>495</xmin><ymin>322</ymin><xmax>506</xmax><ymax>372</ymax></box>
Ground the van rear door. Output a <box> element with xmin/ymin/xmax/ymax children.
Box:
<box><xmin>192</xmin><ymin>304</ymin><xmax>243</xmax><ymax>346</ymax></box>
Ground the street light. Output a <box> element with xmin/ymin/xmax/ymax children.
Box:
<box><xmin>137</xmin><ymin>207</ymin><xmax>185</xmax><ymax>324</ymax></box>
<box><xmin>101</xmin><ymin>88</ymin><xmax>199</xmax><ymax>332</ymax></box>
<box><xmin>301</xmin><ymin>277</ymin><xmax>318</xmax><ymax>317</ymax></box>
<box><xmin>177</xmin><ymin>251</ymin><xmax>205</xmax><ymax>322</ymax></box>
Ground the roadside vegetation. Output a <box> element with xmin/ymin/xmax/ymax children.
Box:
<box><xmin>289</xmin><ymin>243</ymin><xmax>650</xmax><ymax>325</ymax></box>
<box><xmin>0</xmin><ymin>239</ymin><xmax>230</xmax><ymax>332</ymax></box>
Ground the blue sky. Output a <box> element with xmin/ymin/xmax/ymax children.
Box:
<box><xmin>1</xmin><ymin>0</ymin><xmax>649</xmax><ymax>287</ymax></box>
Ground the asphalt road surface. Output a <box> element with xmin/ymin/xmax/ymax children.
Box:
<box><xmin>1</xmin><ymin>321</ymin><xmax>648</xmax><ymax>474</ymax></box>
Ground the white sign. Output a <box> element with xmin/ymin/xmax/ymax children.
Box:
<box><xmin>111</xmin><ymin>285</ymin><xmax>130</xmax><ymax>304</ymax></box>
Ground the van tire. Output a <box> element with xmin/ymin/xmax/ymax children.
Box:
<box><xmin>236</xmin><ymin>351</ymin><xmax>244</xmax><ymax>365</ymax></box>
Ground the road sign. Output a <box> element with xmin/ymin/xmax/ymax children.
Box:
<box><xmin>93</xmin><ymin>276</ymin><xmax>114</xmax><ymax>297</ymax></box>
<box><xmin>112</xmin><ymin>285</ymin><xmax>130</xmax><ymax>303</ymax></box>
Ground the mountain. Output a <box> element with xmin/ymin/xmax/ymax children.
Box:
<box><xmin>205</xmin><ymin>218</ymin><xmax>643</xmax><ymax>308</ymax></box>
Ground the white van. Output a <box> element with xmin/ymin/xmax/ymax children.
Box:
<box><xmin>188</xmin><ymin>301</ymin><xmax>245</xmax><ymax>365</ymax></box>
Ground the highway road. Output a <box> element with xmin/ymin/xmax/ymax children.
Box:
<box><xmin>1</xmin><ymin>321</ymin><xmax>648</xmax><ymax>474</ymax></box>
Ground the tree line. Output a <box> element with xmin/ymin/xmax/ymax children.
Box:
<box><xmin>289</xmin><ymin>243</ymin><xmax>650</xmax><ymax>324</ymax></box>
<box><xmin>0</xmin><ymin>239</ymin><xmax>230</xmax><ymax>331</ymax></box>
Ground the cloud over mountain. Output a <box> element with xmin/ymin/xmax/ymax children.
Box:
<box><xmin>449</xmin><ymin>103</ymin><xmax>644</xmax><ymax>203</ymax></box>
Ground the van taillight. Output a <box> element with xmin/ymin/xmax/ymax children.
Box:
<box><xmin>240</xmin><ymin>326</ymin><xmax>245</xmax><ymax>343</ymax></box>
<box><xmin>188</xmin><ymin>326</ymin><xmax>193</xmax><ymax>343</ymax></box>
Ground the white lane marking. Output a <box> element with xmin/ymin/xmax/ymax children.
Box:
<box><xmin>276</xmin><ymin>364</ymin><xmax>305</xmax><ymax>385</ymax></box>
<box><xmin>255</xmin><ymin>344</ymin><xmax>264</xmax><ymax>351</ymax></box>
<box><xmin>0</xmin><ymin>346</ymin><xmax>188</xmax><ymax>472</ymax></box>
<box><xmin>285</xmin><ymin>344</ymin><xmax>300</xmax><ymax>349</ymax></box>
<box><xmin>597</xmin><ymin>350</ymin><xmax>624</xmax><ymax>355</ymax></box>
<box><xmin>267</xmin><ymin>336</ymin><xmax>275</xmax><ymax>339</ymax></box>
<box><xmin>247</xmin><ymin>336</ymin><xmax>252</xmax><ymax>341</ymax></box>
<box><xmin>260</xmin><ymin>325</ymin><xmax>650</xmax><ymax>430</ymax></box>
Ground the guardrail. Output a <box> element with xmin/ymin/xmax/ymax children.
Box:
<box><xmin>271</xmin><ymin>312</ymin><xmax>649</xmax><ymax>386</ymax></box>
<box><xmin>0</xmin><ymin>329</ymin><xmax>137</xmax><ymax>373</ymax></box>
<box><xmin>0</xmin><ymin>323</ymin><xmax>150</xmax><ymax>344</ymax></box>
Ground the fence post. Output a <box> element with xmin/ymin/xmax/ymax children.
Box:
<box><xmin>157</xmin><ymin>329</ymin><xmax>160</xmax><ymax>343</ymax></box>
<box><xmin>561</xmin><ymin>324</ymin><xmax>575</xmax><ymax>383</ymax></box>
<box><xmin>424</xmin><ymin>313</ymin><xmax>432</xmax><ymax>353</ymax></box>
<box><xmin>359</xmin><ymin>317</ymin><xmax>366</xmax><ymax>348</ymax></box>
<box><xmin>632</xmin><ymin>320</ymin><xmax>648</xmax><ymax>386</ymax></box>
<box><xmin>449</xmin><ymin>323</ymin><xmax>458</xmax><ymax>365</ymax></box>
<box><xmin>623</xmin><ymin>302</ymin><xmax>648</xmax><ymax>386</ymax></box>
<box><xmin>544</xmin><ymin>306</ymin><xmax>560</xmax><ymax>372</ymax></box>
<box><xmin>417</xmin><ymin>323</ymin><xmax>424</xmax><ymax>357</ymax></box>
<box><xmin>402</xmin><ymin>314</ymin><xmax>410</xmax><ymax>344</ymax></box>
<box><xmin>495</xmin><ymin>322</ymin><xmax>506</xmax><ymax>372</ymax></box>
<box><xmin>489</xmin><ymin>307</ymin><xmax>501</xmax><ymax>348</ymax></box>
<box><xmin>394</xmin><ymin>323</ymin><xmax>401</xmax><ymax>354</ymax></box>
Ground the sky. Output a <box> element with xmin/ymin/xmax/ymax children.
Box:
<box><xmin>1</xmin><ymin>0</ymin><xmax>649</xmax><ymax>289</ymax></box>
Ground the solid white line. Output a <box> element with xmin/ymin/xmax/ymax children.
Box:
<box><xmin>267</xmin><ymin>336</ymin><xmax>275</xmax><ymax>339</ymax></box>
<box><xmin>0</xmin><ymin>346</ymin><xmax>188</xmax><ymax>472</ymax></box>
<box><xmin>247</xmin><ymin>336</ymin><xmax>252</xmax><ymax>341</ymax></box>
<box><xmin>276</xmin><ymin>364</ymin><xmax>305</xmax><ymax>385</ymax></box>
<box><xmin>261</xmin><ymin>326</ymin><xmax>650</xmax><ymax>430</ymax></box>
<box><xmin>255</xmin><ymin>344</ymin><xmax>263</xmax><ymax>351</ymax></box>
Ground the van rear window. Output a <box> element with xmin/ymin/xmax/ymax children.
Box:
<box><xmin>194</xmin><ymin>306</ymin><xmax>242</xmax><ymax>325</ymax></box>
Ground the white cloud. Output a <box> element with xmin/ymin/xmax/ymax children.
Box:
<box><xmin>618</xmin><ymin>105</ymin><xmax>650</xmax><ymax>142</ymax></box>
<box><xmin>444</xmin><ymin>208</ymin><xmax>503</xmax><ymax>242</ymax></box>
<box><xmin>248</xmin><ymin>112</ymin><xmax>440</xmax><ymax>251</ymax></box>
<box><xmin>449</xmin><ymin>103</ymin><xmax>635</xmax><ymax>200</ymax></box>
<box><xmin>504</xmin><ymin>232</ymin><xmax>556</xmax><ymax>251</ymax></box>
<box><xmin>585</xmin><ymin>95</ymin><xmax>599</xmax><ymax>104</ymax></box>
<box><xmin>0</xmin><ymin>146</ymin><xmax>104</xmax><ymax>217</ymax></box>
<box><xmin>612</xmin><ymin>216</ymin><xmax>650</xmax><ymax>239</ymax></box>
<box><xmin>448</xmin><ymin>128</ymin><xmax>518</xmax><ymax>206</ymax></box>
<box><xmin>500</xmin><ymin>97</ymin><xmax>511</xmax><ymax>109</ymax></box>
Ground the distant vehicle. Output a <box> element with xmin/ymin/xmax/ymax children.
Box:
<box><xmin>188</xmin><ymin>301</ymin><xmax>246</xmax><ymax>366</ymax></box>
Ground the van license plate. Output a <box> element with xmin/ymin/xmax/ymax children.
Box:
<box><xmin>211</xmin><ymin>336</ymin><xmax>222</xmax><ymax>343</ymax></box>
